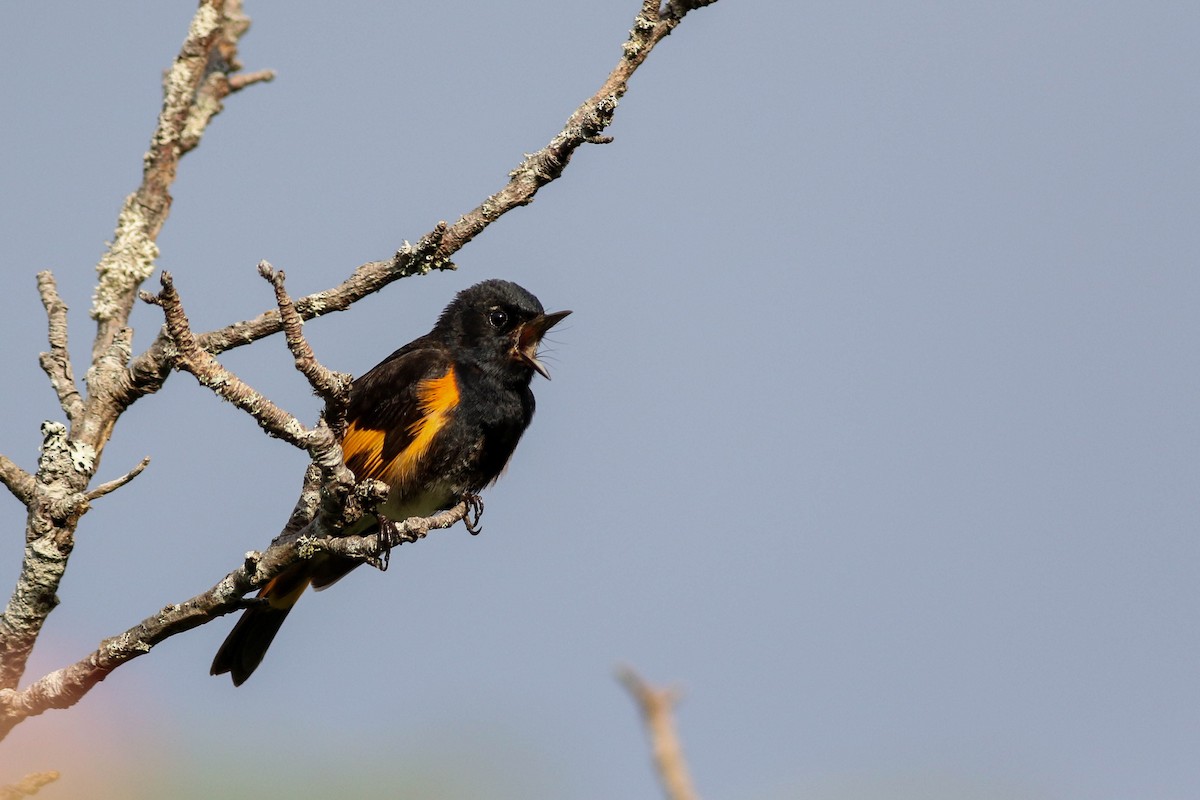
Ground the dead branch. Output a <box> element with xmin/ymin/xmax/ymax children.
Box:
<box><xmin>35</xmin><ymin>272</ymin><xmax>83</xmax><ymax>425</ymax></box>
<box><xmin>90</xmin><ymin>0</ymin><xmax>270</xmax><ymax>362</ymax></box>
<box><xmin>140</xmin><ymin>269</ymin><xmax>355</xmax><ymax>516</ymax></box>
<box><xmin>0</xmin><ymin>457</ymin><xmax>34</xmax><ymax>508</ymax></box>
<box><xmin>141</xmin><ymin>272</ymin><xmax>317</xmax><ymax>450</ymax></box>
<box><xmin>0</xmin><ymin>0</ymin><xmax>264</xmax><ymax>703</ymax></box>
<box><xmin>83</xmin><ymin>457</ymin><xmax>151</xmax><ymax>502</ymax></box>
<box><xmin>258</xmin><ymin>261</ymin><xmax>352</xmax><ymax>410</ymax></box>
<box><xmin>0</xmin><ymin>501</ymin><xmax>472</xmax><ymax>738</ymax></box>
<box><xmin>141</xmin><ymin>267</ymin><xmax>360</xmax><ymax>526</ymax></box>
<box><xmin>619</xmin><ymin>666</ymin><xmax>701</xmax><ymax>800</ymax></box>
<box><xmin>123</xmin><ymin>0</ymin><xmax>719</xmax><ymax>401</ymax></box>
<box><xmin>0</xmin><ymin>0</ymin><xmax>720</xmax><ymax>748</ymax></box>
<box><xmin>0</xmin><ymin>423</ymin><xmax>93</xmax><ymax>692</ymax></box>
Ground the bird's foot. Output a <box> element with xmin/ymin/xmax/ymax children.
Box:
<box><xmin>462</xmin><ymin>492</ymin><xmax>484</xmax><ymax>535</ymax></box>
<box><xmin>369</xmin><ymin>514</ymin><xmax>401</xmax><ymax>572</ymax></box>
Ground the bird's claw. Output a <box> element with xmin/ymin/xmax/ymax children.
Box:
<box><xmin>463</xmin><ymin>493</ymin><xmax>484</xmax><ymax>535</ymax></box>
<box><xmin>370</xmin><ymin>514</ymin><xmax>400</xmax><ymax>572</ymax></box>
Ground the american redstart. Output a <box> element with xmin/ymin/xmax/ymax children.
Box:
<box><xmin>211</xmin><ymin>279</ymin><xmax>570</xmax><ymax>685</ymax></box>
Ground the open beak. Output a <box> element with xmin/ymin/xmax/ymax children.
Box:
<box><xmin>516</xmin><ymin>309</ymin><xmax>571</xmax><ymax>379</ymax></box>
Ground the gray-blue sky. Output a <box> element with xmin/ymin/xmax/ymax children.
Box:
<box><xmin>2</xmin><ymin>2</ymin><xmax>1198</xmax><ymax>798</ymax></box>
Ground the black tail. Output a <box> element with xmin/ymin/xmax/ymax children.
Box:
<box><xmin>212</xmin><ymin>565</ymin><xmax>313</xmax><ymax>685</ymax></box>
<box><xmin>211</xmin><ymin>603</ymin><xmax>294</xmax><ymax>686</ymax></box>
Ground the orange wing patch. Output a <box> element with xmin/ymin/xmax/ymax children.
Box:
<box><xmin>342</xmin><ymin>366</ymin><xmax>460</xmax><ymax>489</ymax></box>
<box><xmin>342</xmin><ymin>423</ymin><xmax>389</xmax><ymax>480</ymax></box>
<box><xmin>390</xmin><ymin>367</ymin><xmax>459</xmax><ymax>484</ymax></box>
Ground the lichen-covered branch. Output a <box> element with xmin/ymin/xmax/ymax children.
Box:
<box><xmin>141</xmin><ymin>269</ymin><xmax>361</xmax><ymax>532</ymax></box>
<box><xmin>35</xmin><ymin>272</ymin><xmax>83</xmax><ymax>425</ymax></box>
<box><xmin>90</xmin><ymin>0</ymin><xmax>270</xmax><ymax>363</ymax></box>
<box><xmin>619</xmin><ymin>667</ymin><xmax>701</xmax><ymax>800</ymax></box>
<box><xmin>0</xmin><ymin>0</ymin><xmax>267</xmax><ymax>709</ymax></box>
<box><xmin>437</xmin><ymin>0</ymin><xmax>711</xmax><ymax>257</ymax></box>
<box><xmin>0</xmin><ymin>501</ymin><xmax>472</xmax><ymax>738</ymax></box>
<box><xmin>0</xmin><ymin>423</ymin><xmax>95</xmax><ymax>691</ymax></box>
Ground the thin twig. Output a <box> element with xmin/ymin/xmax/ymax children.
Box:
<box><xmin>618</xmin><ymin>666</ymin><xmax>701</xmax><ymax>800</ymax></box>
<box><xmin>142</xmin><ymin>270</ymin><xmax>359</xmax><ymax>532</ymax></box>
<box><xmin>84</xmin><ymin>457</ymin><xmax>151</xmax><ymax>502</ymax></box>
<box><xmin>258</xmin><ymin>261</ymin><xmax>352</xmax><ymax>408</ymax></box>
<box><xmin>228</xmin><ymin>68</ymin><xmax>276</xmax><ymax>92</ymax></box>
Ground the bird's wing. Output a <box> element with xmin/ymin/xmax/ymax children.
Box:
<box><xmin>342</xmin><ymin>342</ymin><xmax>460</xmax><ymax>491</ymax></box>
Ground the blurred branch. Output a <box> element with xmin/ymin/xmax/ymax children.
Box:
<box><xmin>619</xmin><ymin>666</ymin><xmax>701</xmax><ymax>800</ymax></box>
<box><xmin>0</xmin><ymin>771</ymin><xmax>59</xmax><ymax>800</ymax></box>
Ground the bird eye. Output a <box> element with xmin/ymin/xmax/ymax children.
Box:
<box><xmin>487</xmin><ymin>309</ymin><xmax>508</xmax><ymax>329</ymax></box>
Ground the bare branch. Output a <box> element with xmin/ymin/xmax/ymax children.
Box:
<box><xmin>123</xmin><ymin>0</ymin><xmax>717</xmax><ymax>398</ymax></box>
<box><xmin>178</xmin><ymin>3</ymin><xmax>274</xmax><ymax>156</ymax></box>
<box><xmin>0</xmin><ymin>771</ymin><xmax>59</xmax><ymax>800</ymax></box>
<box><xmin>0</xmin><ymin>0</ymin><xmax>720</xmax><ymax>744</ymax></box>
<box><xmin>35</xmin><ymin>272</ymin><xmax>83</xmax><ymax>425</ymax></box>
<box><xmin>619</xmin><ymin>667</ymin><xmax>701</xmax><ymax>800</ymax></box>
<box><xmin>205</xmin><ymin>222</ymin><xmax>452</xmax><ymax>356</ymax></box>
<box><xmin>141</xmin><ymin>270</ymin><xmax>357</xmax><ymax>528</ymax></box>
<box><xmin>0</xmin><ymin>501</ymin><xmax>472</xmax><ymax>737</ymax></box>
<box><xmin>0</xmin><ymin>423</ymin><xmax>95</xmax><ymax>692</ymax></box>
<box><xmin>90</xmin><ymin>0</ymin><xmax>269</xmax><ymax>361</ymax></box>
<box><xmin>0</xmin><ymin>457</ymin><xmax>34</xmax><ymax>507</ymax></box>
<box><xmin>83</xmin><ymin>457</ymin><xmax>151</xmax><ymax>502</ymax></box>
<box><xmin>436</xmin><ymin>0</ymin><xmax>713</xmax><ymax>257</ymax></box>
<box><xmin>227</xmin><ymin>68</ymin><xmax>276</xmax><ymax>93</ymax></box>
<box><xmin>257</xmin><ymin>261</ymin><xmax>352</xmax><ymax>410</ymax></box>
<box><xmin>141</xmin><ymin>272</ymin><xmax>314</xmax><ymax>450</ymax></box>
